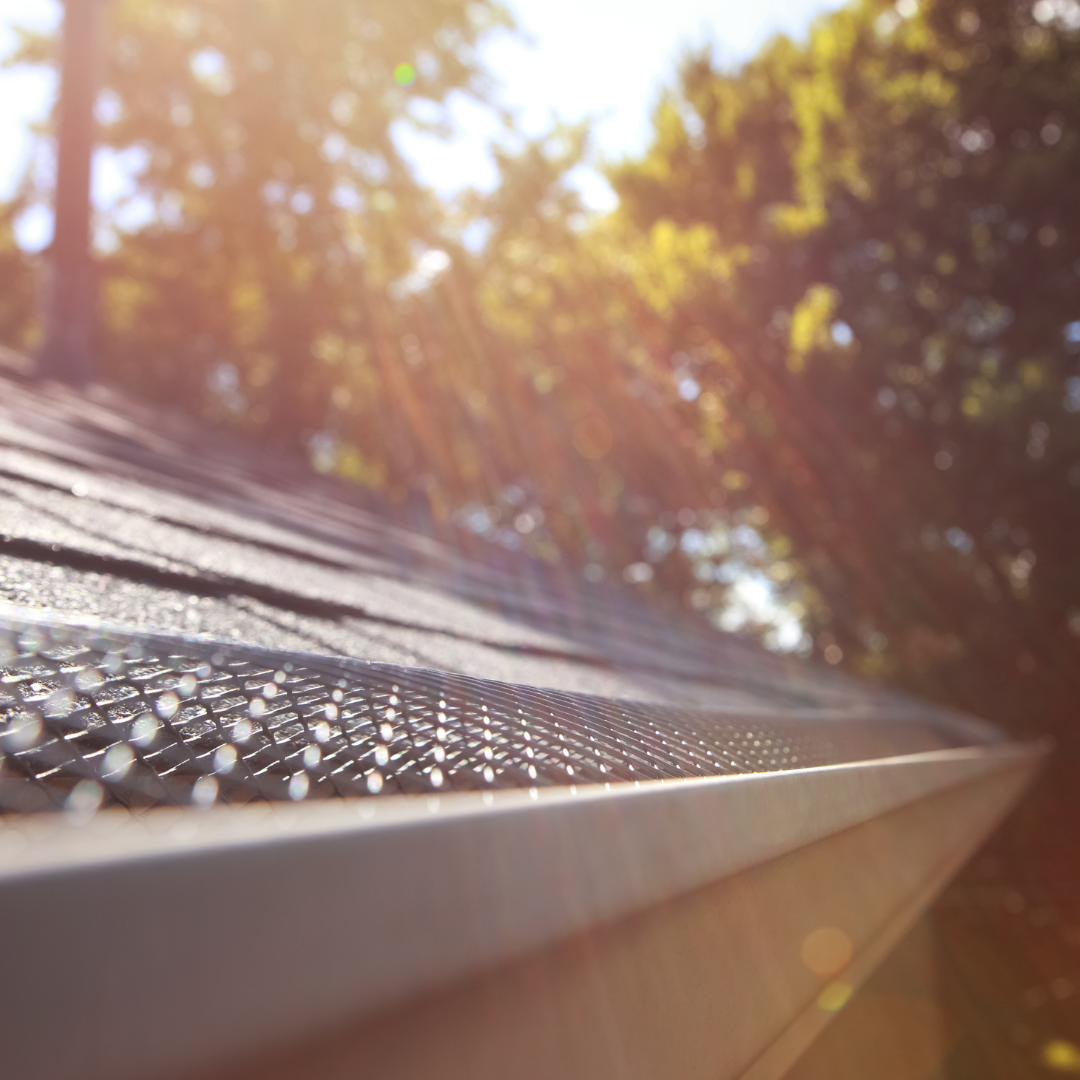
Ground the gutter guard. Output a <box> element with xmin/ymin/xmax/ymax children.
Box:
<box><xmin>0</xmin><ymin>608</ymin><xmax>1045</xmax><ymax>1080</ymax></box>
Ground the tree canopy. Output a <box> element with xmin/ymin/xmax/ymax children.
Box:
<box><xmin>605</xmin><ymin>0</ymin><xmax>1080</xmax><ymax>729</ymax></box>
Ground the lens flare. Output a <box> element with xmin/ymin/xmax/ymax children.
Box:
<box><xmin>801</xmin><ymin>926</ymin><xmax>853</xmax><ymax>976</ymax></box>
<box><xmin>817</xmin><ymin>981</ymin><xmax>853</xmax><ymax>1012</ymax></box>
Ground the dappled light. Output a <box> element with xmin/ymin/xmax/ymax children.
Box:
<box><xmin>0</xmin><ymin>0</ymin><xmax>1078</xmax><ymax>731</ymax></box>
<box><xmin>2</xmin><ymin>1</ymin><xmax>1080</xmax><ymax>1076</ymax></box>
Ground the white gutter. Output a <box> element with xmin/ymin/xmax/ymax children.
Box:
<box><xmin>0</xmin><ymin>739</ymin><xmax>1044</xmax><ymax>1079</ymax></box>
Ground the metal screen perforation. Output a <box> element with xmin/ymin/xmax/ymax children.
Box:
<box><xmin>0</xmin><ymin>612</ymin><xmax>957</xmax><ymax>815</ymax></box>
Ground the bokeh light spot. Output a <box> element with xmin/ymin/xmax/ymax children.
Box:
<box><xmin>1044</xmin><ymin>1040</ymin><xmax>1080</xmax><ymax>1073</ymax></box>
<box><xmin>394</xmin><ymin>63</ymin><xmax>415</xmax><ymax>86</ymax></box>
<box><xmin>801</xmin><ymin>926</ymin><xmax>853</xmax><ymax>976</ymax></box>
<box><xmin>817</xmin><ymin>981</ymin><xmax>853</xmax><ymax>1012</ymax></box>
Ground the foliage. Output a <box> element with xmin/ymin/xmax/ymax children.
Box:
<box><xmin>91</xmin><ymin>0</ymin><xmax>506</xmax><ymax>435</ymax></box>
<box><xmin>0</xmin><ymin>197</ymin><xmax>38</xmax><ymax>353</ymax></box>
<box><xmin>7</xmin><ymin>0</ymin><xmax>711</xmax><ymax>579</ymax></box>
<box><xmin>606</xmin><ymin>0</ymin><xmax>1080</xmax><ymax>728</ymax></box>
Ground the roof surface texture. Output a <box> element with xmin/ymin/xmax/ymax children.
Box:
<box><xmin>0</xmin><ymin>357</ymin><xmax>986</xmax><ymax>744</ymax></box>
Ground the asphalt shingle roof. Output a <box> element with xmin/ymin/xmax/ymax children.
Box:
<box><xmin>0</xmin><ymin>356</ymin><xmax>988</xmax><ymax>740</ymax></box>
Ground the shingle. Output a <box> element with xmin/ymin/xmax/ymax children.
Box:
<box><xmin>0</xmin><ymin>365</ymin><xmax>990</xmax><ymax>738</ymax></box>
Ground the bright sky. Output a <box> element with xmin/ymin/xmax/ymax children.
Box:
<box><xmin>0</xmin><ymin>0</ymin><xmax>842</xmax><ymax>246</ymax></box>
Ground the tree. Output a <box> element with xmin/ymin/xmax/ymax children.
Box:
<box><xmin>605</xmin><ymin>0</ymin><xmax>1080</xmax><ymax>729</ymax></box>
<box><xmin>61</xmin><ymin>0</ymin><xmax>509</xmax><ymax>435</ymax></box>
<box><xmin>6</xmin><ymin>0</ymin><xmax>719</xmax><ymax>581</ymax></box>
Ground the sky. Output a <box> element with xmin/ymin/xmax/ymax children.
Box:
<box><xmin>0</xmin><ymin>0</ymin><xmax>842</xmax><ymax>246</ymax></box>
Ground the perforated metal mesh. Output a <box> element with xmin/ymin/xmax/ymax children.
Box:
<box><xmin>0</xmin><ymin>610</ymin><xmax>959</xmax><ymax>815</ymax></box>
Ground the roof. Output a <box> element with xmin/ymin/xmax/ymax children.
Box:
<box><xmin>0</xmin><ymin>355</ymin><xmax>987</xmax><ymax>733</ymax></box>
<box><xmin>0</xmin><ymin>354</ymin><xmax>1045</xmax><ymax>1080</ymax></box>
<box><xmin>0</xmin><ymin>354</ymin><xmax>1003</xmax><ymax>815</ymax></box>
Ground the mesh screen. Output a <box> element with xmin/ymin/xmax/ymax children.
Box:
<box><xmin>0</xmin><ymin>611</ymin><xmax>959</xmax><ymax>816</ymax></box>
